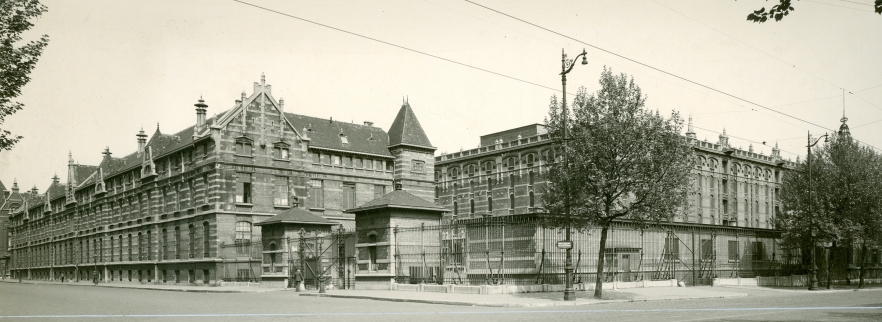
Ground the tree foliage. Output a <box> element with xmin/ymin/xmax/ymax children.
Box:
<box><xmin>745</xmin><ymin>0</ymin><xmax>882</xmax><ymax>23</ymax></box>
<box><xmin>541</xmin><ymin>67</ymin><xmax>694</xmax><ymax>299</ymax></box>
<box><xmin>777</xmin><ymin>132</ymin><xmax>882</xmax><ymax>287</ymax></box>
<box><xmin>0</xmin><ymin>0</ymin><xmax>49</xmax><ymax>151</ymax></box>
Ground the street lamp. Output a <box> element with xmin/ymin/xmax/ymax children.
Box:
<box><xmin>560</xmin><ymin>48</ymin><xmax>588</xmax><ymax>301</ymax></box>
<box><xmin>806</xmin><ymin>131</ymin><xmax>827</xmax><ymax>291</ymax></box>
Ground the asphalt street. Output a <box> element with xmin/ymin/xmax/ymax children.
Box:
<box><xmin>0</xmin><ymin>283</ymin><xmax>880</xmax><ymax>321</ymax></box>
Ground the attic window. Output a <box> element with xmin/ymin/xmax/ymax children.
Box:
<box><xmin>340</xmin><ymin>134</ymin><xmax>349</xmax><ymax>145</ymax></box>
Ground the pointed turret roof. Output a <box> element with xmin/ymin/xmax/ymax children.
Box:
<box><xmin>387</xmin><ymin>100</ymin><xmax>434</xmax><ymax>149</ymax></box>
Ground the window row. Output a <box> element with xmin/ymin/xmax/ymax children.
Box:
<box><xmin>310</xmin><ymin>151</ymin><xmax>393</xmax><ymax>171</ymax></box>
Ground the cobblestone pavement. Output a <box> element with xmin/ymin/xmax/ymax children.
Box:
<box><xmin>0</xmin><ymin>282</ymin><xmax>880</xmax><ymax>321</ymax></box>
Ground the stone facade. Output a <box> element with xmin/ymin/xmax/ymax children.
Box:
<box><xmin>5</xmin><ymin>75</ymin><xmax>435</xmax><ymax>285</ymax></box>
<box><xmin>434</xmin><ymin>120</ymin><xmax>798</xmax><ymax>229</ymax></box>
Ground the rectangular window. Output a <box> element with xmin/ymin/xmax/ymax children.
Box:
<box><xmin>342</xmin><ymin>183</ymin><xmax>356</xmax><ymax>210</ymax></box>
<box><xmin>373</xmin><ymin>185</ymin><xmax>386</xmax><ymax>200</ymax></box>
<box><xmin>365</xmin><ymin>159</ymin><xmax>373</xmax><ymax>170</ymax></box>
<box><xmin>309</xmin><ymin>179</ymin><xmax>323</xmax><ymax>209</ymax></box>
<box><xmin>728</xmin><ymin>240</ymin><xmax>739</xmax><ymax>262</ymax></box>
<box><xmin>311</xmin><ymin>152</ymin><xmax>320</xmax><ymax>163</ymax></box>
<box><xmin>236</xmin><ymin>141</ymin><xmax>252</xmax><ymax>156</ymax></box>
<box><xmin>354</xmin><ymin>158</ymin><xmax>363</xmax><ymax>168</ymax></box>
<box><xmin>333</xmin><ymin>155</ymin><xmax>342</xmax><ymax>166</ymax></box>
<box><xmin>236</xmin><ymin>173</ymin><xmax>252</xmax><ymax>204</ymax></box>
<box><xmin>386</xmin><ymin>161</ymin><xmax>393</xmax><ymax>171</ymax></box>
<box><xmin>752</xmin><ymin>242</ymin><xmax>765</xmax><ymax>261</ymax></box>
<box><xmin>281</xmin><ymin>148</ymin><xmax>288</xmax><ymax>159</ymax></box>
<box><xmin>374</xmin><ymin>160</ymin><xmax>382</xmax><ymax>170</ymax></box>
<box><xmin>700</xmin><ymin>239</ymin><xmax>713</xmax><ymax>260</ymax></box>
<box><xmin>322</xmin><ymin>153</ymin><xmax>331</xmax><ymax>165</ymax></box>
<box><xmin>202</xmin><ymin>174</ymin><xmax>209</xmax><ymax>204</ymax></box>
<box><xmin>343</xmin><ymin>156</ymin><xmax>352</xmax><ymax>167</ymax></box>
<box><xmin>274</xmin><ymin>177</ymin><xmax>289</xmax><ymax>206</ymax></box>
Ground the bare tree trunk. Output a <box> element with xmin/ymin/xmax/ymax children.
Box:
<box><xmin>858</xmin><ymin>241</ymin><xmax>867</xmax><ymax>289</ymax></box>
<box><xmin>594</xmin><ymin>225</ymin><xmax>610</xmax><ymax>299</ymax></box>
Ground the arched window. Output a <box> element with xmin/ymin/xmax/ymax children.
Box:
<box><xmin>529</xmin><ymin>171</ymin><xmax>535</xmax><ymax>186</ymax></box>
<box><xmin>127</xmin><ymin>234</ymin><xmax>132</xmax><ymax>261</ymax></box>
<box><xmin>529</xmin><ymin>191</ymin><xmax>535</xmax><ymax>208</ymax></box>
<box><xmin>110</xmin><ymin>236</ymin><xmax>115</xmax><ymax>262</ymax></box>
<box><xmin>235</xmin><ymin>221</ymin><xmax>251</xmax><ymax>254</ymax></box>
<box><xmin>202</xmin><ymin>222</ymin><xmax>210</xmax><ymax>257</ymax></box>
<box><xmin>487</xmin><ymin>177</ymin><xmax>494</xmax><ymax>191</ymax></box>
<box><xmin>118</xmin><ymin>234</ymin><xmax>123</xmax><ymax>261</ymax></box>
<box><xmin>147</xmin><ymin>230</ymin><xmax>152</xmax><ymax>260</ymax></box>
<box><xmin>174</xmin><ymin>227</ymin><xmax>182</xmax><ymax>259</ymax></box>
<box><xmin>526</xmin><ymin>154</ymin><xmax>535</xmax><ymax>166</ymax></box>
<box><xmin>138</xmin><ymin>232</ymin><xmax>143</xmax><ymax>260</ymax></box>
<box><xmin>509</xmin><ymin>174</ymin><xmax>515</xmax><ymax>188</ymax></box>
<box><xmin>188</xmin><ymin>225</ymin><xmax>195</xmax><ymax>258</ymax></box>
<box><xmin>161</xmin><ymin>228</ymin><xmax>168</xmax><ymax>260</ymax></box>
<box><xmin>509</xmin><ymin>193</ymin><xmax>515</xmax><ymax>210</ymax></box>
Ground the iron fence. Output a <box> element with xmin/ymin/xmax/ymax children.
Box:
<box><xmin>389</xmin><ymin>215</ymin><xmax>810</xmax><ymax>286</ymax></box>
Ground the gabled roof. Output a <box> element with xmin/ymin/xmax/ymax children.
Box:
<box><xmin>286</xmin><ymin>113</ymin><xmax>392</xmax><ymax>157</ymax></box>
<box><xmin>46</xmin><ymin>180</ymin><xmax>66</xmax><ymax>203</ymax></box>
<box><xmin>255</xmin><ymin>207</ymin><xmax>336</xmax><ymax>226</ymax></box>
<box><xmin>387</xmin><ymin>102</ymin><xmax>433</xmax><ymax>149</ymax></box>
<box><xmin>0</xmin><ymin>180</ymin><xmax>6</xmax><ymax>192</ymax></box>
<box><xmin>346</xmin><ymin>190</ymin><xmax>445</xmax><ymax>213</ymax></box>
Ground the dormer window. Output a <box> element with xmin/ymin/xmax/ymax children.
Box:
<box><xmin>235</xmin><ymin>137</ymin><xmax>253</xmax><ymax>156</ymax></box>
<box><xmin>340</xmin><ymin>133</ymin><xmax>349</xmax><ymax>145</ymax></box>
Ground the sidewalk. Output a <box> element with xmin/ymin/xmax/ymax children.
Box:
<box><xmin>298</xmin><ymin>286</ymin><xmax>749</xmax><ymax>307</ymax></box>
<box><xmin>0</xmin><ymin>278</ymin><xmax>281</xmax><ymax>293</ymax></box>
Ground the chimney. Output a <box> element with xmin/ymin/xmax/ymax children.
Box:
<box><xmin>31</xmin><ymin>185</ymin><xmax>38</xmax><ymax>195</ymax></box>
<box><xmin>12</xmin><ymin>178</ymin><xmax>19</xmax><ymax>192</ymax></box>
<box><xmin>364</xmin><ymin>121</ymin><xmax>374</xmax><ymax>127</ymax></box>
<box><xmin>194</xmin><ymin>96</ymin><xmax>208</xmax><ymax>130</ymax></box>
<box><xmin>279</xmin><ymin>98</ymin><xmax>285</xmax><ymax>114</ymax></box>
<box><xmin>137</xmin><ymin>128</ymin><xmax>147</xmax><ymax>153</ymax></box>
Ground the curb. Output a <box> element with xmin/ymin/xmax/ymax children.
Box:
<box><xmin>298</xmin><ymin>292</ymin><xmax>746</xmax><ymax>307</ymax></box>
<box><xmin>720</xmin><ymin>286</ymin><xmax>882</xmax><ymax>293</ymax></box>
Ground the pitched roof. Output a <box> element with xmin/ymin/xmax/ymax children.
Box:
<box><xmin>0</xmin><ymin>180</ymin><xmax>6</xmax><ymax>192</ymax></box>
<box><xmin>387</xmin><ymin>102</ymin><xmax>433</xmax><ymax>149</ymax></box>
<box><xmin>285</xmin><ymin>112</ymin><xmax>392</xmax><ymax>157</ymax></box>
<box><xmin>255</xmin><ymin>207</ymin><xmax>336</xmax><ymax>226</ymax></box>
<box><xmin>346</xmin><ymin>190</ymin><xmax>445</xmax><ymax>213</ymax></box>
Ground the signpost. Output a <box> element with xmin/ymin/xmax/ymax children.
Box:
<box><xmin>556</xmin><ymin>240</ymin><xmax>573</xmax><ymax>250</ymax></box>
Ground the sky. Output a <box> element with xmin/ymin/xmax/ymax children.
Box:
<box><xmin>1</xmin><ymin>0</ymin><xmax>881</xmax><ymax>192</ymax></box>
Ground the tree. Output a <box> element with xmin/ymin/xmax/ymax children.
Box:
<box><xmin>541</xmin><ymin>67</ymin><xmax>694</xmax><ymax>299</ymax></box>
<box><xmin>745</xmin><ymin>0</ymin><xmax>882</xmax><ymax>23</ymax></box>
<box><xmin>1</xmin><ymin>0</ymin><xmax>49</xmax><ymax>151</ymax></box>
<box><xmin>777</xmin><ymin>132</ymin><xmax>882</xmax><ymax>288</ymax></box>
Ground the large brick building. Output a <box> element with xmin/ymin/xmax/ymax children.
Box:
<box><xmin>6</xmin><ymin>75</ymin><xmax>435</xmax><ymax>284</ymax></box>
<box><xmin>429</xmin><ymin>118</ymin><xmax>805</xmax><ymax>284</ymax></box>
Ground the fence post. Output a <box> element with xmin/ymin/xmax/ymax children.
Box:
<box><xmin>692</xmin><ymin>227</ymin><xmax>696</xmax><ymax>286</ymax></box>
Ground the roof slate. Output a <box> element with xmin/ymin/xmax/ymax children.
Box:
<box><xmin>285</xmin><ymin>112</ymin><xmax>392</xmax><ymax>157</ymax></box>
<box><xmin>346</xmin><ymin>190</ymin><xmax>444</xmax><ymax>213</ymax></box>
<box><xmin>387</xmin><ymin>102</ymin><xmax>433</xmax><ymax>149</ymax></box>
<box><xmin>255</xmin><ymin>207</ymin><xmax>336</xmax><ymax>226</ymax></box>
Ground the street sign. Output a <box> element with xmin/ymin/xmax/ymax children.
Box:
<box><xmin>556</xmin><ymin>240</ymin><xmax>573</xmax><ymax>249</ymax></box>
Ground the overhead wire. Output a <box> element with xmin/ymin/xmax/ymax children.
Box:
<box><xmin>232</xmin><ymin>0</ymin><xmax>561</xmax><ymax>93</ymax></box>
<box><xmin>464</xmin><ymin>0</ymin><xmax>882</xmax><ymax>153</ymax></box>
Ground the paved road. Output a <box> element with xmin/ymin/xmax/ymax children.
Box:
<box><xmin>0</xmin><ymin>283</ymin><xmax>880</xmax><ymax>321</ymax></box>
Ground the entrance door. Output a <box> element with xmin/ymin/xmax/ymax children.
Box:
<box><xmin>621</xmin><ymin>254</ymin><xmax>631</xmax><ymax>282</ymax></box>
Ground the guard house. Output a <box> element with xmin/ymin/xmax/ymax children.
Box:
<box><xmin>346</xmin><ymin>187</ymin><xmax>446</xmax><ymax>290</ymax></box>
<box><xmin>254</xmin><ymin>207</ymin><xmax>336</xmax><ymax>288</ymax></box>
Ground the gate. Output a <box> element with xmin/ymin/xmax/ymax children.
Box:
<box><xmin>289</xmin><ymin>227</ymin><xmax>354</xmax><ymax>290</ymax></box>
